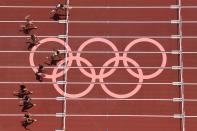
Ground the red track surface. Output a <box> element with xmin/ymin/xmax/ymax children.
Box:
<box><xmin>0</xmin><ymin>0</ymin><xmax>197</xmax><ymax>131</ymax></box>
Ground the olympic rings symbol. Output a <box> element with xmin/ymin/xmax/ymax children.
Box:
<box><xmin>29</xmin><ymin>37</ymin><xmax>167</xmax><ymax>99</ymax></box>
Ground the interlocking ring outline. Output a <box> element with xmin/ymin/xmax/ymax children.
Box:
<box><xmin>29</xmin><ymin>38</ymin><xmax>96</xmax><ymax>98</ymax></box>
<box><xmin>29</xmin><ymin>37</ymin><xmax>167</xmax><ymax>98</ymax></box>
<box><xmin>52</xmin><ymin>57</ymin><xmax>96</xmax><ymax>98</ymax></box>
<box><xmin>76</xmin><ymin>38</ymin><xmax>120</xmax><ymax>79</ymax></box>
<box><xmin>99</xmin><ymin>56</ymin><xmax>144</xmax><ymax>98</ymax></box>
<box><xmin>123</xmin><ymin>38</ymin><xmax>167</xmax><ymax>79</ymax></box>
<box><xmin>29</xmin><ymin>38</ymin><xmax>73</xmax><ymax>79</ymax></box>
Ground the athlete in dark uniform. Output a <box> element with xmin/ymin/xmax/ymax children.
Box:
<box><xmin>20</xmin><ymin>15</ymin><xmax>38</xmax><ymax>34</ymax></box>
<box><xmin>21</xmin><ymin>113</ymin><xmax>37</xmax><ymax>130</ymax></box>
<box><xmin>13</xmin><ymin>84</ymin><xmax>33</xmax><ymax>98</ymax></box>
<box><xmin>20</xmin><ymin>95</ymin><xmax>36</xmax><ymax>112</ymax></box>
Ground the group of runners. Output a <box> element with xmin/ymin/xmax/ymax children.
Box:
<box><xmin>21</xmin><ymin>4</ymin><xmax>66</xmax><ymax>82</ymax></box>
<box><xmin>13</xmin><ymin>84</ymin><xmax>36</xmax><ymax>130</ymax></box>
<box><xmin>12</xmin><ymin>3</ymin><xmax>66</xmax><ymax>130</ymax></box>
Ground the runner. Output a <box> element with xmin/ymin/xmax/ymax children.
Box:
<box><xmin>38</xmin><ymin>64</ymin><xmax>45</xmax><ymax>73</ymax></box>
<box><xmin>20</xmin><ymin>95</ymin><xmax>36</xmax><ymax>112</ymax></box>
<box><xmin>51</xmin><ymin>4</ymin><xmax>66</xmax><ymax>20</ymax></box>
<box><xmin>13</xmin><ymin>84</ymin><xmax>33</xmax><ymax>98</ymax></box>
<box><xmin>20</xmin><ymin>15</ymin><xmax>38</xmax><ymax>34</ymax></box>
<box><xmin>45</xmin><ymin>50</ymin><xmax>63</xmax><ymax>66</ymax></box>
<box><xmin>21</xmin><ymin>113</ymin><xmax>37</xmax><ymax>130</ymax></box>
<box><xmin>27</xmin><ymin>34</ymin><xmax>40</xmax><ymax>50</ymax></box>
<box><xmin>35</xmin><ymin>71</ymin><xmax>44</xmax><ymax>82</ymax></box>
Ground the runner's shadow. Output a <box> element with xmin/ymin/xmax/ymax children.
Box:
<box><xmin>26</xmin><ymin>42</ymin><xmax>35</xmax><ymax>51</ymax></box>
<box><xmin>19</xmin><ymin>27</ymin><xmax>37</xmax><ymax>34</ymax></box>
<box><xmin>21</xmin><ymin>103</ymin><xmax>35</xmax><ymax>112</ymax></box>
<box><xmin>50</xmin><ymin>15</ymin><xmax>66</xmax><ymax>21</ymax></box>
<box><xmin>50</xmin><ymin>14</ymin><xmax>60</xmax><ymax>21</ymax></box>
<box><xmin>50</xmin><ymin>12</ymin><xmax>67</xmax><ymax>21</ymax></box>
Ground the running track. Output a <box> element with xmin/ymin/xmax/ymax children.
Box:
<box><xmin>0</xmin><ymin>0</ymin><xmax>197</xmax><ymax>131</ymax></box>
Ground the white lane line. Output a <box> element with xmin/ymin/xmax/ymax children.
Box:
<box><xmin>0</xmin><ymin>6</ymin><xmax>54</xmax><ymax>8</ymax></box>
<box><xmin>0</xmin><ymin>5</ymin><xmax>170</xmax><ymax>9</ymax></box>
<box><xmin>65</xmin><ymin>114</ymin><xmax>174</xmax><ymax>118</ymax></box>
<box><xmin>0</xmin><ymin>5</ymin><xmax>196</xmax><ymax>9</ymax></box>
<box><xmin>0</xmin><ymin>97</ymin><xmax>197</xmax><ymax>102</ymax></box>
<box><xmin>0</xmin><ymin>114</ymin><xmax>56</xmax><ymax>117</ymax></box>
<box><xmin>0</xmin><ymin>98</ymin><xmax>56</xmax><ymax>100</ymax></box>
<box><xmin>0</xmin><ymin>114</ymin><xmax>174</xmax><ymax>118</ymax></box>
<box><xmin>0</xmin><ymin>66</ymin><xmax>63</xmax><ymax>68</ymax></box>
<box><xmin>0</xmin><ymin>21</ymin><xmax>57</xmax><ymax>23</ymax></box>
<box><xmin>70</xmin><ymin>6</ymin><xmax>172</xmax><ymax>9</ymax></box>
<box><xmin>1</xmin><ymin>81</ymin><xmax>197</xmax><ymax>85</ymax></box>
<box><xmin>0</xmin><ymin>66</ymin><xmax>174</xmax><ymax>69</ymax></box>
<box><xmin>0</xmin><ymin>81</ymin><xmax>169</xmax><ymax>85</ymax></box>
<box><xmin>1</xmin><ymin>50</ymin><xmax>197</xmax><ymax>54</ymax></box>
<box><xmin>0</xmin><ymin>51</ymin><xmax>54</xmax><ymax>53</ymax></box>
<box><xmin>0</xmin><ymin>113</ymin><xmax>196</xmax><ymax>118</ymax></box>
<box><xmin>70</xmin><ymin>20</ymin><xmax>197</xmax><ymax>24</ymax></box>
<box><xmin>69</xmin><ymin>20</ymin><xmax>172</xmax><ymax>24</ymax></box>
<box><xmin>1</xmin><ymin>20</ymin><xmax>197</xmax><ymax>24</ymax></box>
<box><xmin>0</xmin><ymin>35</ymin><xmax>197</xmax><ymax>39</ymax></box>
<box><xmin>0</xmin><ymin>36</ymin><xmax>57</xmax><ymax>38</ymax></box>
<box><xmin>59</xmin><ymin>35</ymin><xmax>197</xmax><ymax>39</ymax></box>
